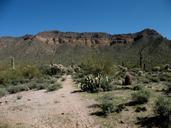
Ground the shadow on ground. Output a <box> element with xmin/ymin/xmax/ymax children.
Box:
<box><xmin>136</xmin><ymin>116</ymin><xmax>171</xmax><ymax>128</ymax></box>
<box><xmin>71</xmin><ymin>90</ymin><xmax>84</xmax><ymax>93</ymax></box>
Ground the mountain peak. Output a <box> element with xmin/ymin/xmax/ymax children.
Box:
<box><xmin>139</xmin><ymin>28</ymin><xmax>161</xmax><ymax>36</ymax></box>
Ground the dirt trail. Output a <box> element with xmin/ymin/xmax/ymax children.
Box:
<box><xmin>0</xmin><ymin>76</ymin><xmax>100</xmax><ymax>128</ymax></box>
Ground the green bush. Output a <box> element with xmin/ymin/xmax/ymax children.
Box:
<box><xmin>35</xmin><ymin>84</ymin><xmax>47</xmax><ymax>90</ymax></box>
<box><xmin>7</xmin><ymin>84</ymin><xmax>29</xmax><ymax>94</ymax></box>
<box><xmin>40</xmin><ymin>65</ymin><xmax>65</xmax><ymax>76</ymax></box>
<box><xmin>159</xmin><ymin>73</ymin><xmax>171</xmax><ymax>82</ymax></box>
<box><xmin>46</xmin><ymin>82</ymin><xmax>62</xmax><ymax>92</ymax></box>
<box><xmin>132</xmin><ymin>89</ymin><xmax>150</xmax><ymax>104</ymax></box>
<box><xmin>0</xmin><ymin>88</ymin><xmax>6</xmax><ymax>97</ymax></box>
<box><xmin>0</xmin><ymin>65</ymin><xmax>42</xmax><ymax>85</ymax></box>
<box><xmin>99</xmin><ymin>95</ymin><xmax>125</xmax><ymax>115</ymax></box>
<box><xmin>149</xmin><ymin>76</ymin><xmax>160</xmax><ymax>83</ymax></box>
<box><xmin>138</xmin><ymin>76</ymin><xmax>150</xmax><ymax>84</ymax></box>
<box><xmin>21</xmin><ymin>65</ymin><xmax>41</xmax><ymax>79</ymax></box>
<box><xmin>166</xmin><ymin>83</ymin><xmax>171</xmax><ymax>93</ymax></box>
<box><xmin>100</xmin><ymin>95</ymin><xmax>115</xmax><ymax>115</ymax></box>
<box><xmin>101</xmin><ymin>76</ymin><xmax>113</xmax><ymax>91</ymax></box>
<box><xmin>0</xmin><ymin>124</ymin><xmax>10</xmax><ymax>128</ymax></box>
<box><xmin>154</xmin><ymin>96</ymin><xmax>171</xmax><ymax>118</ymax></box>
<box><xmin>152</xmin><ymin>66</ymin><xmax>161</xmax><ymax>72</ymax></box>
<box><xmin>133</xmin><ymin>85</ymin><xmax>143</xmax><ymax>91</ymax></box>
<box><xmin>81</xmin><ymin>54</ymin><xmax>114</xmax><ymax>76</ymax></box>
<box><xmin>0</xmin><ymin>69</ymin><xmax>23</xmax><ymax>85</ymax></box>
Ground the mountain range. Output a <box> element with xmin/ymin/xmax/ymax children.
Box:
<box><xmin>0</xmin><ymin>28</ymin><xmax>170</xmax><ymax>68</ymax></box>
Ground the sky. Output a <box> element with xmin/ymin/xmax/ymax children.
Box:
<box><xmin>0</xmin><ymin>0</ymin><xmax>171</xmax><ymax>38</ymax></box>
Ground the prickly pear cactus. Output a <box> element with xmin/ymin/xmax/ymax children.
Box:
<box><xmin>80</xmin><ymin>74</ymin><xmax>113</xmax><ymax>92</ymax></box>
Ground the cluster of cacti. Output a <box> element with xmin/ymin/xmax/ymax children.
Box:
<box><xmin>43</xmin><ymin>64</ymin><xmax>67</xmax><ymax>76</ymax></box>
<box><xmin>80</xmin><ymin>74</ymin><xmax>112</xmax><ymax>93</ymax></box>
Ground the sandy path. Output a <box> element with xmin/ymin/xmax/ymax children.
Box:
<box><xmin>0</xmin><ymin>76</ymin><xmax>99</xmax><ymax>128</ymax></box>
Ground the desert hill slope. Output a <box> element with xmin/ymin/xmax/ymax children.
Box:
<box><xmin>0</xmin><ymin>28</ymin><xmax>170</xmax><ymax>68</ymax></box>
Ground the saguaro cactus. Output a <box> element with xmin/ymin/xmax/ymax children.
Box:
<box><xmin>138</xmin><ymin>46</ymin><xmax>146</xmax><ymax>70</ymax></box>
<box><xmin>11</xmin><ymin>57</ymin><xmax>15</xmax><ymax>69</ymax></box>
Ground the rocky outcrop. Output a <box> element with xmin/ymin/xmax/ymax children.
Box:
<box><xmin>19</xmin><ymin>28</ymin><xmax>162</xmax><ymax>47</ymax></box>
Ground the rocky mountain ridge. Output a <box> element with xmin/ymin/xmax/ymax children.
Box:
<box><xmin>0</xmin><ymin>28</ymin><xmax>170</xmax><ymax>66</ymax></box>
<box><xmin>0</xmin><ymin>28</ymin><xmax>164</xmax><ymax>48</ymax></box>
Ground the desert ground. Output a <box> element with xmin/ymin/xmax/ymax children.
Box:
<box><xmin>0</xmin><ymin>76</ymin><xmax>100</xmax><ymax>128</ymax></box>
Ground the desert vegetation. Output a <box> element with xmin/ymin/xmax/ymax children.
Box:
<box><xmin>0</xmin><ymin>29</ymin><xmax>171</xmax><ymax>128</ymax></box>
<box><xmin>72</xmin><ymin>53</ymin><xmax>171</xmax><ymax>128</ymax></box>
<box><xmin>0</xmin><ymin>51</ymin><xmax>171</xmax><ymax>128</ymax></box>
<box><xmin>0</xmin><ymin>64</ymin><xmax>67</xmax><ymax>97</ymax></box>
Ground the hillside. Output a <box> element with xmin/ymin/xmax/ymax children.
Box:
<box><xmin>0</xmin><ymin>28</ymin><xmax>170</xmax><ymax>68</ymax></box>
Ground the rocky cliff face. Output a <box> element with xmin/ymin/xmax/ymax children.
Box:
<box><xmin>18</xmin><ymin>28</ymin><xmax>162</xmax><ymax>47</ymax></box>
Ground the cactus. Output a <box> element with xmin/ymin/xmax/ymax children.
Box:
<box><xmin>11</xmin><ymin>57</ymin><xmax>15</xmax><ymax>70</ymax></box>
<box><xmin>80</xmin><ymin>74</ymin><xmax>112</xmax><ymax>92</ymax></box>
<box><xmin>123</xmin><ymin>72</ymin><xmax>132</xmax><ymax>85</ymax></box>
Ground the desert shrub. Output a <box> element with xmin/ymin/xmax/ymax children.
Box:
<box><xmin>138</xmin><ymin>76</ymin><xmax>150</xmax><ymax>84</ymax></box>
<box><xmin>100</xmin><ymin>95</ymin><xmax>115</xmax><ymax>115</ymax></box>
<box><xmin>147</xmin><ymin>75</ymin><xmax>160</xmax><ymax>83</ymax></box>
<box><xmin>154</xmin><ymin>96</ymin><xmax>171</xmax><ymax>127</ymax></box>
<box><xmin>166</xmin><ymin>83</ymin><xmax>171</xmax><ymax>93</ymax></box>
<box><xmin>7</xmin><ymin>84</ymin><xmax>29</xmax><ymax>94</ymax></box>
<box><xmin>132</xmin><ymin>89</ymin><xmax>150</xmax><ymax>104</ymax></box>
<box><xmin>80</xmin><ymin>74</ymin><xmax>112</xmax><ymax>93</ymax></box>
<box><xmin>81</xmin><ymin>54</ymin><xmax>114</xmax><ymax>76</ymax></box>
<box><xmin>151</xmin><ymin>77</ymin><xmax>160</xmax><ymax>82</ymax></box>
<box><xmin>160</xmin><ymin>64</ymin><xmax>171</xmax><ymax>71</ymax></box>
<box><xmin>21</xmin><ymin>65</ymin><xmax>41</xmax><ymax>79</ymax></box>
<box><xmin>46</xmin><ymin>82</ymin><xmax>62</xmax><ymax>92</ymax></box>
<box><xmin>27</xmin><ymin>83</ymin><xmax>37</xmax><ymax>90</ymax></box>
<box><xmin>152</xmin><ymin>66</ymin><xmax>161</xmax><ymax>72</ymax></box>
<box><xmin>155</xmin><ymin>96</ymin><xmax>171</xmax><ymax>118</ymax></box>
<box><xmin>40</xmin><ymin>64</ymin><xmax>65</xmax><ymax>76</ymax></box>
<box><xmin>99</xmin><ymin>95</ymin><xmax>125</xmax><ymax>115</ymax></box>
<box><xmin>101</xmin><ymin>76</ymin><xmax>113</xmax><ymax>91</ymax></box>
<box><xmin>133</xmin><ymin>85</ymin><xmax>143</xmax><ymax>91</ymax></box>
<box><xmin>0</xmin><ymin>124</ymin><xmax>10</xmax><ymax>128</ymax></box>
<box><xmin>159</xmin><ymin>73</ymin><xmax>171</xmax><ymax>82</ymax></box>
<box><xmin>0</xmin><ymin>69</ymin><xmax>23</xmax><ymax>85</ymax></box>
<box><xmin>35</xmin><ymin>84</ymin><xmax>47</xmax><ymax>90</ymax></box>
<box><xmin>0</xmin><ymin>65</ymin><xmax>42</xmax><ymax>85</ymax></box>
<box><xmin>0</xmin><ymin>88</ymin><xmax>6</xmax><ymax>97</ymax></box>
<box><xmin>7</xmin><ymin>86</ymin><xmax>21</xmax><ymax>94</ymax></box>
